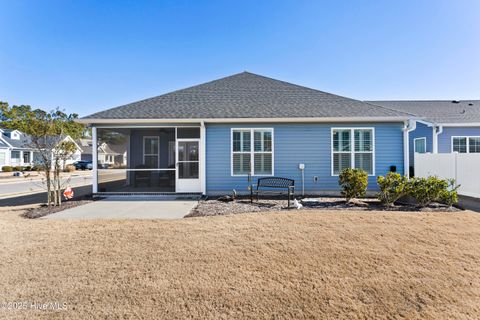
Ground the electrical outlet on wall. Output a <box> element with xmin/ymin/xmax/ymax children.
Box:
<box><xmin>313</xmin><ymin>176</ymin><xmax>319</xmax><ymax>182</ymax></box>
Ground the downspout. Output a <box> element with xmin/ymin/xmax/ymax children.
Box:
<box><xmin>432</xmin><ymin>125</ymin><xmax>443</xmax><ymax>154</ymax></box>
<box><xmin>403</xmin><ymin>120</ymin><xmax>416</xmax><ymax>178</ymax></box>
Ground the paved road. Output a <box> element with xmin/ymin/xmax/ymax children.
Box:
<box><xmin>0</xmin><ymin>174</ymin><xmax>93</xmax><ymax>197</ymax></box>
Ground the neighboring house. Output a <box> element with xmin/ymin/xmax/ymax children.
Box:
<box><xmin>368</xmin><ymin>100</ymin><xmax>480</xmax><ymax>174</ymax></box>
<box><xmin>0</xmin><ymin>128</ymin><xmax>83</xmax><ymax>170</ymax></box>
<box><xmin>77</xmin><ymin>138</ymin><xmax>127</xmax><ymax>167</ymax></box>
<box><xmin>79</xmin><ymin>72</ymin><xmax>414</xmax><ymax>195</ymax></box>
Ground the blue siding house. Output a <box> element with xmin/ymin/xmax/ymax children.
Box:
<box><xmin>370</xmin><ymin>100</ymin><xmax>480</xmax><ymax>175</ymax></box>
<box><xmin>80</xmin><ymin>72</ymin><xmax>412</xmax><ymax>196</ymax></box>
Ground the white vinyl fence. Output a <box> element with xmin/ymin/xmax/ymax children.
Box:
<box><xmin>415</xmin><ymin>153</ymin><xmax>480</xmax><ymax>198</ymax></box>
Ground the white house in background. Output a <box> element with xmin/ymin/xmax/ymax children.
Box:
<box><xmin>0</xmin><ymin>128</ymin><xmax>83</xmax><ymax>170</ymax></box>
<box><xmin>77</xmin><ymin>138</ymin><xmax>127</xmax><ymax>167</ymax></box>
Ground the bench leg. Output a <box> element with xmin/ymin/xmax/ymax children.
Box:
<box><xmin>250</xmin><ymin>187</ymin><xmax>253</xmax><ymax>203</ymax></box>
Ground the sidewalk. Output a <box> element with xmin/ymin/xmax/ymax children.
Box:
<box><xmin>0</xmin><ymin>170</ymin><xmax>92</xmax><ymax>183</ymax></box>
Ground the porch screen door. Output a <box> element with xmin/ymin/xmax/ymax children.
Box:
<box><xmin>176</xmin><ymin>139</ymin><xmax>201</xmax><ymax>192</ymax></box>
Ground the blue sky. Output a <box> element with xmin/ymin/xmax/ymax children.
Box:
<box><xmin>0</xmin><ymin>0</ymin><xmax>479</xmax><ymax>116</ymax></box>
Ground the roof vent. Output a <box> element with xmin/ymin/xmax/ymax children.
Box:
<box><xmin>452</xmin><ymin>100</ymin><xmax>460</xmax><ymax>103</ymax></box>
<box><xmin>468</xmin><ymin>103</ymin><xmax>473</xmax><ymax>106</ymax></box>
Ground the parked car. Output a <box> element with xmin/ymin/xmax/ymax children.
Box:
<box><xmin>73</xmin><ymin>161</ymin><xmax>93</xmax><ymax>170</ymax></box>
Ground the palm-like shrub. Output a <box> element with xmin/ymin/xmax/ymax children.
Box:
<box><xmin>377</xmin><ymin>172</ymin><xmax>409</xmax><ymax>207</ymax></box>
<box><xmin>408</xmin><ymin>176</ymin><xmax>448</xmax><ymax>207</ymax></box>
<box><xmin>339</xmin><ymin>168</ymin><xmax>368</xmax><ymax>201</ymax></box>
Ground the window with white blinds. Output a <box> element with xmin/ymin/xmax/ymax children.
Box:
<box><xmin>232</xmin><ymin>129</ymin><xmax>273</xmax><ymax>176</ymax></box>
<box><xmin>332</xmin><ymin>128</ymin><xmax>374</xmax><ymax>175</ymax></box>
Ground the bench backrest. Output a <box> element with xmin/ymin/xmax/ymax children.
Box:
<box><xmin>257</xmin><ymin>177</ymin><xmax>294</xmax><ymax>189</ymax></box>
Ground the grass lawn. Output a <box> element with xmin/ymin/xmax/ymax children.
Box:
<box><xmin>0</xmin><ymin>207</ymin><xmax>479</xmax><ymax>319</ymax></box>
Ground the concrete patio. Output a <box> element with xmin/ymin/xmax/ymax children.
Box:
<box><xmin>45</xmin><ymin>197</ymin><xmax>198</xmax><ymax>220</ymax></box>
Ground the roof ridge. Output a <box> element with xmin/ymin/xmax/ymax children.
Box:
<box><xmin>368</xmin><ymin>99</ymin><xmax>480</xmax><ymax>103</ymax></box>
<box><xmin>363</xmin><ymin>101</ymin><xmax>418</xmax><ymax>117</ymax></box>
<box><xmin>86</xmin><ymin>72</ymin><xmax>251</xmax><ymax>118</ymax></box>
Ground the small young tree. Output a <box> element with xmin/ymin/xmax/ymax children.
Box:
<box><xmin>0</xmin><ymin>102</ymin><xmax>84</xmax><ymax>207</ymax></box>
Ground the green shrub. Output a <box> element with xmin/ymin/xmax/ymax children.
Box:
<box><xmin>377</xmin><ymin>172</ymin><xmax>409</xmax><ymax>206</ymax></box>
<box><xmin>408</xmin><ymin>176</ymin><xmax>448</xmax><ymax>207</ymax></box>
<box><xmin>439</xmin><ymin>179</ymin><xmax>460</xmax><ymax>207</ymax></box>
<box><xmin>2</xmin><ymin>166</ymin><xmax>13</xmax><ymax>172</ymax></box>
<box><xmin>24</xmin><ymin>166</ymin><xmax>32</xmax><ymax>171</ymax></box>
<box><xmin>339</xmin><ymin>168</ymin><xmax>368</xmax><ymax>201</ymax></box>
<box><xmin>12</xmin><ymin>166</ymin><xmax>22</xmax><ymax>172</ymax></box>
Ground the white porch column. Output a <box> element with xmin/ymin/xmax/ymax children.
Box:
<box><xmin>200</xmin><ymin>121</ymin><xmax>206</xmax><ymax>195</ymax></box>
<box><xmin>30</xmin><ymin>151</ymin><xmax>33</xmax><ymax>165</ymax></box>
<box><xmin>92</xmin><ymin>127</ymin><xmax>98</xmax><ymax>193</ymax></box>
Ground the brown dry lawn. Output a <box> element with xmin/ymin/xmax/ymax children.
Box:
<box><xmin>0</xmin><ymin>206</ymin><xmax>479</xmax><ymax>319</ymax></box>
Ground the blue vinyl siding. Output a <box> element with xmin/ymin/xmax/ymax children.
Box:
<box><xmin>438</xmin><ymin>127</ymin><xmax>480</xmax><ymax>153</ymax></box>
<box><xmin>206</xmin><ymin>122</ymin><xmax>404</xmax><ymax>195</ymax></box>
<box><xmin>409</xmin><ymin>122</ymin><xmax>433</xmax><ymax>165</ymax></box>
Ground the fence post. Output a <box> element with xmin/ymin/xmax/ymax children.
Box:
<box><xmin>454</xmin><ymin>152</ymin><xmax>458</xmax><ymax>185</ymax></box>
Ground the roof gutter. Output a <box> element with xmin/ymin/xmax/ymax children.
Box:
<box><xmin>76</xmin><ymin>116</ymin><xmax>414</xmax><ymax>125</ymax></box>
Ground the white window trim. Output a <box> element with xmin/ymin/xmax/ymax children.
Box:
<box><xmin>143</xmin><ymin>136</ymin><xmax>160</xmax><ymax>168</ymax></box>
<box><xmin>231</xmin><ymin>128</ymin><xmax>274</xmax><ymax>177</ymax></box>
<box><xmin>414</xmin><ymin>137</ymin><xmax>427</xmax><ymax>153</ymax></box>
<box><xmin>331</xmin><ymin>127</ymin><xmax>375</xmax><ymax>176</ymax></box>
<box><xmin>451</xmin><ymin>136</ymin><xmax>480</xmax><ymax>153</ymax></box>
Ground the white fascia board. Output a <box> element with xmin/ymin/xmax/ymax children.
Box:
<box><xmin>416</xmin><ymin>119</ymin><xmax>435</xmax><ymax>127</ymax></box>
<box><xmin>77</xmin><ymin>116</ymin><xmax>412</xmax><ymax>125</ymax></box>
<box><xmin>0</xmin><ymin>136</ymin><xmax>13</xmax><ymax>148</ymax></box>
<box><xmin>437</xmin><ymin>123</ymin><xmax>480</xmax><ymax>127</ymax></box>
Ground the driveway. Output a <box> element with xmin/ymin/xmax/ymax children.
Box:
<box><xmin>46</xmin><ymin>198</ymin><xmax>198</xmax><ymax>220</ymax></box>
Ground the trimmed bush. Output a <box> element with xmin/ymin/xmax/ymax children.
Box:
<box><xmin>408</xmin><ymin>176</ymin><xmax>448</xmax><ymax>207</ymax></box>
<box><xmin>439</xmin><ymin>179</ymin><xmax>460</xmax><ymax>207</ymax></box>
<box><xmin>12</xmin><ymin>166</ymin><xmax>22</xmax><ymax>172</ymax></box>
<box><xmin>377</xmin><ymin>172</ymin><xmax>409</xmax><ymax>207</ymax></box>
<box><xmin>2</xmin><ymin>166</ymin><xmax>13</xmax><ymax>172</ymax></box>
<box><xmin>339</xmin><ymin>168</ymin><xmax>368</xmax><ymax>201</ymax></box>
<box><xmin>24</xmin><ymin>166</ymin><xmax>32</xmax><ymax>171</ymax></box>
<box><xmin>63</xmin><ymin>164</ymin><xmax>76</xmax><ymax>173</ymax></box>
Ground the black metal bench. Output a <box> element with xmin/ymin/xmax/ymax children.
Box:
<box><xmin>250</xmin><ymin>177</ymin><xmax>295</xmax><ymax>207</ymax></box>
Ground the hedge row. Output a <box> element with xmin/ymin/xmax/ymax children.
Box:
<box><xmin>338</xmin><ymin>168</ymin><xmax>459</xmax><ymax>208</ymax></box>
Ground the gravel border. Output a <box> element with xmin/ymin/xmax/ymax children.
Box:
<box><xmin>21</xmin><ymin>197</ymin><xmax>97</xmax><ymax>219</ymax></box>
<box><xmin>186</xmin><ymin>197</ymin><xmax>461</xmax><ymax>217</ymax></box>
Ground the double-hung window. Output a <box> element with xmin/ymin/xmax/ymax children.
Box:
<box><xmin>452</xmin><ymin>136</ymin><xmax>480</xmax><ymax>153</ymax></box>
<box><xmin>143</xmin><ymin>136</ymin><xmax>159</xmax><ymax>168</ymax></box>
<box><xmin>414</xmin><ymin>138</ymin><xmax>426</xmax><ymax>154</ymax></box>
<box><xmin>332</xmin><ymin>128</ymin><xmax>374</xmax><ymax>175</ymax></box>
<box><xmin>232</xmin><ymin>129</ymin><xmax>273</xmax><ymax>176</ymax></box>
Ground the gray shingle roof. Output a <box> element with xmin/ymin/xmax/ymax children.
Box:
<box><xmin>83</xmin><ymin>72</ymin><xmax>410</xmax><ymax>120</ymax></box>
<box><xmin>368</xmin><ymin>100</ymin><xmax>480</xmax><ymax>124</ymax></box>
<box><xmin>1</xmin><ymin>132</ymin><xmax>32</xmax><ymax>149</ymax></box>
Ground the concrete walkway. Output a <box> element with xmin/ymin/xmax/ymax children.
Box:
<box><xmin>45</xmin><ymin>198</ymin><xmax>198</xmax><ymax>220</ymax></box>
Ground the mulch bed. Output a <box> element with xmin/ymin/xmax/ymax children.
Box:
<box><xmin>186</xmin><ymin>196</ymin><xmax>461</xmax><ymax>217</ymax></box>
<box><xmin>22</xmin><ymin>196</ymin><xmax>96</xmax><ymax>219</ymax></box>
